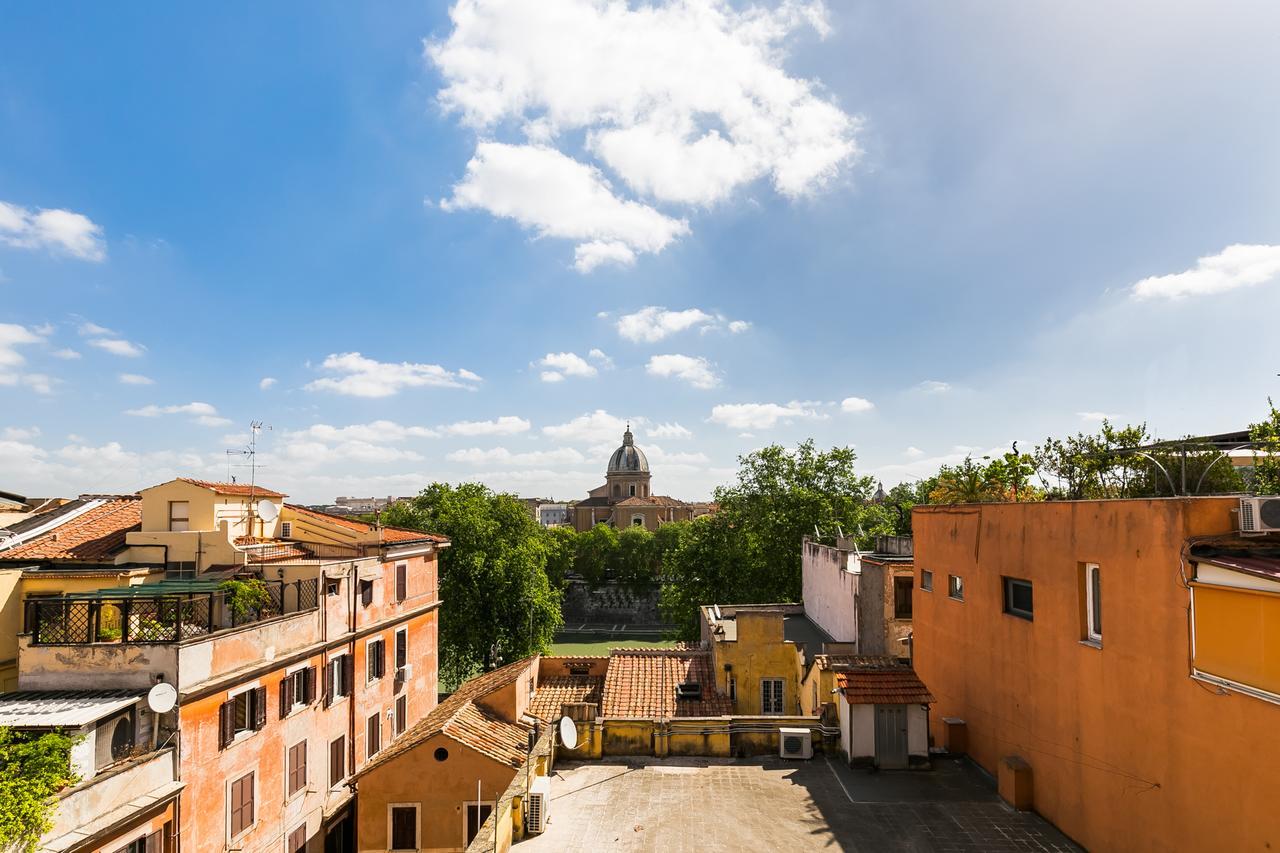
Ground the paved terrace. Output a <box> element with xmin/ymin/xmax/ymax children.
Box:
<box><xmin>517</xmin><ymin>756</ymin><xmax>1080</xmax><ymax>853</ymax></box>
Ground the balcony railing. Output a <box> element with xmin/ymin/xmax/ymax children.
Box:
<box><xmin>241</xmin><ymin>541</ymin><xmax>364</xmax><ymax>564</ymax></box>
<box><xmin>25</xmin><ymin>578</ymin><xmax>319</xmax><ymax>646</ymax></box>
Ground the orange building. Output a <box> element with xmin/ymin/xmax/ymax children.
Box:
<box><xmin>912</xmin><ymin>497</ymin><xmax>1280</xmax><ymax>851</ymax></box>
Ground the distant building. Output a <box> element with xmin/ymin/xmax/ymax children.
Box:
<box><xmin>801</xmin><ymin>534</ymin><xmax>915</xmax><ymax>657</ymax></box>
<box><xmin>570</xmin><ymin>426</ymin><xmax>716</xmax><ymax>532</ymax></box>
<box><xmin>536</xmin><ymin>503</ymin><xmax>568</xmax><ymax>527</ymax></box>
<box><xmin>327</xmin><ymin>495</ymin><xmax>410</xmax><ymax>515</ymax></box>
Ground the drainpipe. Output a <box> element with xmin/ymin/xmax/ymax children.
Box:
<box><xmin>348</xmin><ymin>561</ymin><xmax>358</xmax><ymax>785</ymax></box>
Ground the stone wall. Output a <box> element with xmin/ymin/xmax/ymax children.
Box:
<box><xmin>561</xmin><ymin>580</ymin><xmax>660</xmax><ymax>623</ymax></box>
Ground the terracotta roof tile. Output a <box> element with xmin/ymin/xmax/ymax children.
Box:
<box><xmin>601</xmin><ymin>650</ymin><xmax>732</xmax><ymax>718</ymax></box>
<box><xmin>286</xmin><ymin>504</ymin><xmax>448</xmax><ymax>544</ymax></box>
<box><xmin>528</xmin><ymin>676</ymin><xmax>603</xmax><ymax>721</ymax></box>
<box><xmin>814</xmin><ymin>654</ymin><xmax>898</xmax><ymax>671</ymax></box>
<box><xmin>442</xmin><ymin>702</ymin><xmax>533</xmax><ymax>768</ymax></box>
<box><xmin>0</xmin><ymin>497</ymin><xmax>140</xmax><ymax>564</ymax></box>
<box><xmin>836</xmin><ymin>668</ymin><xmax>935</xmax><ymax>705</ymax></box>
<box><xmin>177</xmin><ymin>478</ymin><xmax>287</xmax><ymax>498</ymax></box>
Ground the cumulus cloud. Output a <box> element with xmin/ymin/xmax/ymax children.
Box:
<box><xmin>904</xmin><ymin>446</ymin><xmax>925</xmax><ymax>459</ymax></box>
<box><xmin>89</xmin><ymin>338</ymin><xmax>146</xmax><ymax>358</ymax></box>
<box><xmin>440</xmin><ymin>416</ymin><xmax>531</xmax><ymax>436</ymax></box>
<box><xmin>305</xmin><ymin>352</ymin><xmax>482</xmax><ymax>398</ymax></box>
<box><xmin>646</xmin><ymin>354</ymin><xmax>719</xmax><ymax>389</ymax></box>
<box><xmin>51</xmin><ymin>348</ymin><xmax>81</xmax><ymax>360</ymax></box>
<box><xmin>0</xmin><ymin>200</ymin><xmax>106</xmax><ymax>261</ymax></box>
<box><xmin>294</xmin><ymin>421</ymin><xmax>440</xmax><ymax>443</ymax></box>
<box><xmin>1132</xmin><ymin>244</ymin><xmax>1280</xmax><ymax>301</ymax></box>
<box><xmin>538</xmin><ymin>351</ymin><xmax>598</xmax><ymax>382</ymax></box>
<box><xmin>648</xmin><ymin>422</ymin><xmax>693</xmax><ymax>440</ymax></box>
<box><xmin>840</xmin><ymin>396</ymin><xmax>874</xmax><ymax>413</ymax></box>
<box><xmin>2</xmin><ymin>426</ymin><xmax>40</xmax><ymax>441</ymax></box>
<box><xmin>708</xmin><ymin>400</ymin><xmax>825</xmax><ymax>430</ymax></box>
<box><xmin>429</xmin><ymin>0</ymin><xmax>858</xmax><ymax>271</ymax></box>
<box><xmin>124</xmin><ymin>401</ymin><xmax>231</xmax><ymax>427</ymax></box>
<box><xmin>441</xmin><ymin>142</ymin><xmax>689</xmax><ymax>273</ymax></box>
<box><xmin>587</xmin><ymin>348</ymin><xmax>613</xmax><ymax>368</ymax></box>
<box><xmin>0</xmin><ymin>323</ymin><xmax>55</xmax><ymax>393</ymax></box>
<box><xmin>118</xmin><ymin>373</ymin><xmax>154</xmax><ymax>385</ymax></box>
<box><xmin>77</xmin><ymin>322</ymin><xmax>114</xmax><ymax>336</ymax></box>
<box><xmin>0</xmin><ymin>373</ymin><xmax>55</xmax><ymax>395</ymax></box>
<box><xmin>615</xmin><ymin>306</ymin><xmax>749</xmax><ymax>342</ymax></box>
<box><xmin>915</xmin><ymin>380</ymin><xmax>951</xmax><ymax>394</ymax></box>
<box><xmin>259</xmin><ymin>377</ymin><xmax>277</xmax><ymax>390</ymax></box>
<box><xmin>447</xmin><ymin>446</ymin><xmax>585</xmax><ymax>467</ymax></box>
<box><xmin>542</xmin><ymin>409</ymin><xmax>632</xmax><ymax>444</ymax></box>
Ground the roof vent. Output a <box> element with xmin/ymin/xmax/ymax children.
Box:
<box><xmin>675</xmin><ymin>682</ymin><xmax>702</xmax><ymax>701</ymax></box>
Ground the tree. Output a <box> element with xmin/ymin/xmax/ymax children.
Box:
<box><xmin>382</xmin><ymin>483</ymin><xmax>562</xmax><ymax>690</ymax></box>
<box><xmin>573</xmin><ymin>524</ymin><xmax>618</xmax><ymax>589</ymax></box>
<box><xmin>0</xmin><ymin>728</ymin><xmax>79</xmax><ymax>853</ymax></box>
<box><xmin>659</xmin><ymin>513</ymin><xmax>762</xmax><ymax>639</ymax></box>
<box><xmin>1250</xmin><ymin>399</ymin><xmax>1280</xmax><ymax>494</ymax></box>
<box><xmin>930</xmin><ymin>451</ymin><xmax>1042</xmax><ymax>504</ymax></box>
<box><xmin>612</xmin><ymin>526</ymin><xmax>659</xmax><ymax>593</ymax></box>
<box><xmin>541</xmin><ymin>525</ymin><xmax>578</xmax><ymax>591</ymax></box>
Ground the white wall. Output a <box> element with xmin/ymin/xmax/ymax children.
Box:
<box><xmin>908</xmin><ymin>704</ymin><xmax>928</xmax><ymax>756</ymax></box>
<box><xmin>850</xmin><ymin>704</ymin><xmax>876</xmax><ymax>757</ymax></box>
<box><xmin>801</xmin><ymin>539</ymin><xmax>860</xmax><ymax>643</ymax></box>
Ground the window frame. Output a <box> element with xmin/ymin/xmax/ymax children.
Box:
<box><xmin>366</xmin><ymin>712</ymin><xmax>381</xmax><ymax>759</ymax></box>
<box><xmin>395</xmin><ymin>562</ymin><xmax>408</xmax><ymax>603</ymax></box>
<box><xmin>367</xmin><ymin>638</ymin><xmax>386</xmax><ymax>683</ymax></box>
<box><xmin>395</xmin><ymin>694</ymin><xmax>408</xmax><ymax>737</ymax></box>
<box><xmin>168</xmin><ymin>501</ymin><xmax>190</xmax><ymax>532</ymax></box>
<box><xmin>463</xmin><ymin>802</ymin><xmax>494</xmax><ymax>848</ymax></box>
<box><xmin>893</xmin><ymin>575</ymin><xmax>914</xmax><ymax>619</ymax></box>
<box><xmin>228</xmin><ymin>771</ymin><xmax>256</xmax><ymax>841</ymax></box>
<box><xmin>1084</xmin><ymin>562</ymin><xmax>1102</xmax><ymax>643</ymax></box>
<box><xmin>286</xmin><ymin>823</ymin><xmax>307</xmax><ymax>853</ymax></box>
<box><xmin>920</xmin><ymin>569</ymin><xmax>933</xmax><ymax>592</ymax></box>
<box><xmin>329</xmin><ymin>736</ymin><xmax>346</xmax><ymax>788</ymax></box>
<box><xmin>389</xmin><ymin>804</ymin><xmax>420</xmax><ymax>852</ymax></box>
<box><xmin>286</xmin><ymin>740</ymin><xmax>307</xmax><ymax>798</ymax></box>
<box><xmin>760</xmin><ymin>677</ymin><xmax>784</xmax><ymax>715</ymax></box>
<box><xmin>394</xmin><ymin>627</ymin><xmax>408</xmax><ymax>671</ymax></box>
<box><xmin>280</xmin><ymin>521</ymin><xmax>293</xmax><ymax>539</ymax></box>
<box><xmin>1002</xmin><ymin>576</ymin><xmax>1034</xmax><ymax>621</ymax></box>
<box><xmin>947</xmin><ymin>574</ymin><xmax>964</xmax><ymax>601</ymax></box>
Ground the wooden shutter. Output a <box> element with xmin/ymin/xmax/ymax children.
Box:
<box><xmin>323</xmin><ymin>660</ymin><xmax>333</xmax><ymax>707</ymax></box>
<box><xmin>218</xmin><ymin>700</ymin><xmax>234</xmax><ymax>750</ymax></box>
<box><xmin>253</xmin><ymin>686</ymin><xmax>267</xmax><ymax>730</ymax></box>
<box><xmin>395</xmin><ymin>630</ymin><xmax>407</xmax><ymax>670</ymax></box>
<box><xmin>304</xmin><ymin>666</ymin><xmax>316</xmax><ymax>704</ymax></box>
<box><xmin>145</xmin><ymin>830</ymin><xmax>161</xmax><ymax>853</ymax></box>
<box><xmin>342</xmin><ymin>654</ymin><xmax>354</xmax><ymax>696</ymax></box>
<box><xmin>279</xmin><ymin>675</ymin><xmax>293</xmax><ymax>718</ymax></box>
<box><xmin>360</xmin><ymin>581</ymin><xmax>372</xmax><ymax>607</ymax></box>
<box><xmin>395</xmin><ymin>563</ymin><xmax>407</xmax><ymax>602</ymax></box>
<box><xmin>377</xmin><ymin>640</ymin><xmax>386</xmax><ymax>679</ymax></box>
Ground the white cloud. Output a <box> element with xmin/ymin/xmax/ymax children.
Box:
<box><xmin>1077</xmin><ymin>411</ymin><xmax>1120</xmax><ymax>423</ymax></box>
<box><xmin>840</xmin><ymin>396</ymin><xmax>874</xmax><ymax>413</ymax></box>
<box><xmin>0</xmin><ymin>323</ymin><xmax>44</xmax><ymax>367</ymax></box>
<box><xmin>276</xmin><ymin>440</ymin><xmax>424</xmax><ymax>468</ymax></box>
<box><xmin>615</xmin><ymin>306</ymin><xmax>750</xmax><ymax>342</ymax></box>
<box><xmin>77</xmin><ymin>322</ymin><xmax>114</xmax><ymax>336</ymax></box>
<box><xmin>440</xmin><ymin>416</ymin><xmax>531</xmax><ymax>436</ymax></box>
<box><xmin>447</xmin><ymin>446</ymin><xmax>585</xmax><ymax>467</ymax></box>
<box><xmin>538</xmin><ymin>351</ymin><xmax>598</xmax><ymax>382</ymax></box>
<box><xmin>727</xmin><ymin>320</ymin><xmax>752</xmax><ymax>334</ymax></box>
<box><xmin>51</xmin><ymin>348</ymin><xmax>81</xmax><ymax>360</ymax></box>
<box><xmin>458</xmin><ymin>368</ymin><xmax>483</xmax><ymax>382</ymax></box>
<box><xmin>916</xmin><ymin>380</ymin><xmax>952</xmax><ymax>394</ymax></box>
<box><xmin>2</xmin><ymin>426</ymin><xmax>40</xmax><ymax>441</ymax></box>
<box><xmin>904</xmin><ymin>446</ymin><xmax>925</xmax><ymax>459</ymax></box>
<box><xmin>644</xmin><ymin>444</ymin><xmax>710</xmax><ymax>467</ymax></box>
<box><xmin>587</xmin><ymin>348</ymin><xmax>613</xmax><ymax>368</ymax></box>
<box><xmin>648</xmin><ymin>422</ymin><xmax>693</xmax><ymax>440</ymax></box>
<box><xmin>429</xmin><ymin>0</ymin><xmax>857</xmax><ymax>270</ymax></box>
<box><xmin>646</xmin><ymin>353</ymin><xmax>719</xmax><ymax>389</ymax></box>
<box><xmin>259</xmin><ymin>377</ymin><xmax>277</xmax><ymax>390</ymax></box>
<box><xmin>89</xmin><ymin>338</ymin><xmax>146</xmax><ymax>358</ymax></box>
<box><xmin>708</xmin><ymin>400</ymin><xmax>825</xmax><ymax>430</ymax></box>
<box><xmin>441</xmin><ymin>142</ymin><xmax>689</xmax><ymax>273</ymax></box>
<box><xmin>118</xmin><ymin>373</ymin><xmax>154</xmax><ymax>385</ymax></box>
<box><xmin>0</xmin><ymin>200</ymin><xmax>106</xmax><ymax>261</ymax></box>
<box><xmin>305</xmin><ymin>352</ymin><xmax>482</xmax><ymax>398</ymax></box>
<box><xmin>294</xmin><ymin>421</ymin><xmax>440</xmax><ymax>443</ymax></box>
<box><xmin>1132</xmin><ymin>244</ymin><xmax>1280</xmax><ymax>301</ymax></box>
<box><xmin>542</xmin><ymin>410</ymin><xmax>631</xmax><ymax>444</ymax></box>
<box><xmin>124</xmin><ymin>401</ymin><xmax>231</xmax><ymax>427</ymax></box>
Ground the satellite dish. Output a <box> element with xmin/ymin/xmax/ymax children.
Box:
<box><xmin>257</xmin><ymin>499</ymin><xmax>280</xmax><ymax>522</ymax></box>
<box><xmin>147</xmin><ymin>682</ymin><xmax>177</xmax><ymax>714</ymax></box>
<box><xmin>558</xmin><ymin>716</ymin><xmax>578</xmax><ymax>750</ymax></box>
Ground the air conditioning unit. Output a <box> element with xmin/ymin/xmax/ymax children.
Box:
<box><xmin>779</xmin><ymin>727</ymin><xmax>813</xmax><ymax>760</ymax></box>
<box><xmin>1238</xmin><ymin>497</ymin><xmax>1280</xmax><ymax>534</ymax></box>
<box><xmin>527</xmin><ymin>776</ymin><xmax>551</xmax><ymax>833</ymax></box>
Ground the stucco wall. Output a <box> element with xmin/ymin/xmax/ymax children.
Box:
<box><xmin>800</xmin><ymin>539</ymin><xmax>859</xmax><ymax>643</ymax></box>
<box><xmin>709</xmin><ymin>612</ymin><xmax>804</xmax><ymax>715</ymax></box>
<box><xmin>911</xmin><ymin>497</ymin><xmax>1278</xmax><ymax>852</ymax></box>
<box><xmin>18</xmin><ymin>638</ymin><xmax>178</xmax><ymax>690</ymax></box>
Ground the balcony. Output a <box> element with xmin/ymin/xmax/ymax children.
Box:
<box><xmin>25</xmin><ymin>577</ymin><xmax>320</xmax><ymax>646</ymax></box>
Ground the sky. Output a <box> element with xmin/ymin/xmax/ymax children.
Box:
<box><xmin>2</xmin><ymin>0</ymin><xmax>1279</xmax><ymax>505</ymax></box>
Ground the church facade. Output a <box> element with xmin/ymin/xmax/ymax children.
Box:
<box><xmin>569</xmin><ymin>426</ymin><xmax>717</xmax><ymax>532</ymax></box>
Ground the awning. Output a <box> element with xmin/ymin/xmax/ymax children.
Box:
<box><xmin>0</xmin><ymin>689</ymin><xmax>146</xmax><ymax>727</ymax></box>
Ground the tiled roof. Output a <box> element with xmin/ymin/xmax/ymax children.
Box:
<box><xmin>358</xmin><ymin>656</ymin><xmax>536</xmax><ymax>776</ymax></box>
<box><xmin>528</xmin><ymin>675</ymin><xmax>604</xmax><ymax>721</ymax></box>
<box><xmin>443</xmin><ymin>702</ymin><xmax>533</xmax><ymax>768</ymax></box>
<box><xmin>813</xmin><ymin>654</ymin><xmax>898</xmax><ymax>671</ymax></box>
<box><xmin>286</xmin><ymin>504</ymin><xmax>448</xmax><ymax>544</ymax></box>
<box><xmin>0</xmin><ymin>497</ymin><xmax>140</xmax><ymax>564</ymax></box>
<box><xmin>177</xmin><ymin>478</ymin><xmax>287</xmax><ymax>498</ymax></box>
<box><xmin>836</xmin><ymin>668</ymin><xmax>935</xmax><ymax>705</ymax></box>
<box><xmin>601</xmin><ymin>650</ymin><xmax>732</xmax><ymax>718</ymax></box>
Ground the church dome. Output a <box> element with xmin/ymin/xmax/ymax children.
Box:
<box><xmin>607</xmin><ymin>426</ymin><xmax>649</xmax><ymax>473</ymax></box>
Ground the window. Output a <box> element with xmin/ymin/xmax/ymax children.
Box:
<box><xmin>390</xmin><ymin>806</ymin><xmax>418</xmax><ymax>851</ymax></box>
<box><xmin>229</xmin><ymin>772</ymin><xmax>255</xmax><ymax>839</ymax></box>
<box><xmin>113</xmin><ymin>830</ymin><xmax>162</xmax><ymax>853</ymax></box>
<box><xmin>728</xmin><ymin>675</ymin><xmax>736</xmax><ymax>703</ymax></box>
<box><xmin>325</xmin><ymin>580</ymin><xmax>340</xmax><ymax>597</ymax></box>
<box><xmin>395</xmin><ymin>695</ymin><xmax>407</xmax><ymax>736</ymax></box>
<box><xmin>279</xmin><ymin>667</ymin><xmax>314</xmax><ymax>717</ymax></box>
<box><xmin>395</xmin><ymin>628</ymin><xmax>408</xmax><ymax>671</ymax></box>
<box><xmin>325</xmin><ymin>655</ymin><xmax>352</xmax><ymax>705</ymax></box>
<box><xmin>395</xmin><ymin>562</ymin><xmax>408</xmax><ymax>602</ymax></box>
<box><xmin>366</xmin><ymin>713</ymin><xmax>381</xmax><ymax>758</ymax></box>
<box><xmin>628</xmin><ymin>484</ymin><xmax>636</xmax><ymax>497</ymax></box>
<box><xmin>287</xmin><ymin>741</ymin><xmax>307</xmax><ymax>797</ymax></box>
<box><xmin>465</xmin><ymin>804</ymin><xmax>493</xmax><ymax>846</ymax></box>
<box><xmin>367</xmin><ymin>639</ymin><xmax>386</xmax><ymax>682</ymax></box>
<box><xmin>948</xmin><ymin>574</ymin><xmax>964</xmax><ymax>601</ymax></box>
<box><xmin>760</xmin><ymin>678</ymin><xmax>784</xmax><ymax>715</ymax></box>
<box><xmin>1003</xmin><ymin>576</ymin><xmax>1034</xmax><ymax>620</ymax></box>
<box><xmin>165</xmin><ymin>561</ymin><xmax>196</xmax><ymax>579</ymax></box>
<box><xmin>920</xmin><ymin>570</ymin><xmax>933</xmax><ymax>592</ymax></box>
<box><xmin>631</xmin><ymin>515</ymin><xmax>644</xmax><ymax>526</ymax></box>
<box><xmin>359</xmin><ymin>580</ymin><xmax>373</xmax><ymax>607</ymax></box>
<box><xmin>287</xmin><ymin>824</ymin><xmax>307</xmax><ymax>853</ymax></box>
<box><xmin>329</xmin><ymin>736</ymin><xmax>346</xmax><ymax>786</ymax></box>
<box><xmin>894</xmin><ymin>575</ymin><xmax>914</xmax><ymax>619</ymax></box>
<box><xmin>280</xmin><ymin>521</ymin><xmax>293</xmax><ymax>539</ymax></box>
<box><xmin>168</xmin><ymin>501</ymin><xmax>189</xmax><ymax>532</ymax></box>
<box><xmin>218</xmin><ymin>687</ymin><xmax>266</xmax><ymax>749</ymax></box>
<box><xmin>1084</xmin><ymin>563</ymin><xmax>1102</xmax><ymax>642</ymax></box>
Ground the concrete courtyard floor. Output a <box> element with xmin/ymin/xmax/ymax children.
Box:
<box><xmin>516</xmin><ymin>755</ymin><xmax>1081</xmax><ymax>853</ymax></box>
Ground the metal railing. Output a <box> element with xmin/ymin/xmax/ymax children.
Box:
<box><xmin>26</xmin><ymin>578</ymin><xmax>319</xmax><ymax>645</ymax></box>
<box><xmin>241</xmin><ymin>541</ymin><xmax>364</xmax><ymax>563</ymax></box>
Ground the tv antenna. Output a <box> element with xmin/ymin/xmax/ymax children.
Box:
<box><xmin>224</xmin><ymin>421</ymin><xmax>272</xmax><ymax>535</ymax></box>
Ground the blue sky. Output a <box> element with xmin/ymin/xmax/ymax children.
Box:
<box><xmin>2</xmin><ymin>1</ymin><xmax>1279</xmax><ymax>504</ymax></box>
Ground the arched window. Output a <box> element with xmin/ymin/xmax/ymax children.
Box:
<box><xmin>632</xmin><ymin>515</ymin><xmax>645</xmax><ymax>527</ymax></box>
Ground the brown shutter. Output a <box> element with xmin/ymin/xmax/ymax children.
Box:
<box><xmin>218</xmin><ymin>700</ymin><xmax>233</xmax><ymax>750</ymax></box>
<box><xmin>145</xmin><ymin>830</ymin><xmax>161</xmax><ymax>853</ymax></box>
<box><xmin>342</xmin><ymin>654</ymin><xmax>354</xmax><ymax>696</ymax></box>
<box><xmin>253</xmin><ymin>686</ymin><xmax>267</xmax><ymax>730</ymax></box>
<box><xmin>323</xmin><ymin>660</ymin><xmax>333</xmax><ymax>707</ymax></box>
<box><xmin>395</xmin><ymin>563</ymin><xmax>407</xmax><ymax>602</ymax></box>
<box><xmin>279</xmin><ymin>675</ymin><xmax>292</xmax><ymax>718</ymax></box>
<box><xmin>304</xmin><ymin>666</ymin><xmax>316</xmax><ymax>704</ymax></box>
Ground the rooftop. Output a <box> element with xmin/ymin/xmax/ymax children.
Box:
<box><xmin>0</xmin><ymin>689</ymin><xmax>146</xmax><ymax>727</ymax></box>
<box><xmin>0</xmin><ymin>496</ymin><xmax>141</xmax><ymax>564</ymax></box>
<box><xmin>286</xmin><ymin>504</ymin><xmax>449</xmax><ymax>544</ymax></box>
<box><xmin>528</xmin><ymin>675</ymin><xmax>603</xmax><ymax>721</ymax></box>
<box><xmin>836</xmin><ymin>668</ymin><xmax>935</xmax><ymax>705</ymax></box>
<box><xmin>174</xmin><ymin>478</ymin><xmax>287</xmax><ymax>498</ymax></box>
<box><xmin>600</xmin><ymin>649</ymin><xmax>732</xmax><ymax>718</ymax></box>
<box><xmin>1188</xmin><ymin>535</ymin><xmax>1280</xmax><ymax>582</ymax></box>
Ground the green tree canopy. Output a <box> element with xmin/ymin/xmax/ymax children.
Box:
<box><xmin>0</xmin><ymin>728</ymin><xmax>79</xmax><ymax>853</ymax></box>
<box><xmin>382</xmin><ymin>483</ymin><xmax>562</xmax><ymax>689</ymax></box>
<box><xmin>611</xmin><ymin>525</ymin><xmax>660</xmax><ymax>593</ymax></box>
<box><xmin>1250</xmin><ymin>399</ymin><xmax>1280</xmax><ymax>494</ymax></box>
<box><xmin>572</xmin><ymin>523</ymin><xmax>618</xmax><ymax>589</ymax></box>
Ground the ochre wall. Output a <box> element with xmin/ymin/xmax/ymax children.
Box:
<box><xmin>913</xmin><ymin>497</ymin><xmax>1280</xmax><ymax>852</ymax></box>
<box><xmin>710</xmin><ymin>611</ymin><xmax>804</xmax><ymax>716</ymax></box>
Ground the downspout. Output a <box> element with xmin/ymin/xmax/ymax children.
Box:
<box><xmin>347</xmin><ymin>560</ymin><xmax>357</xmax><ymax>786</ymax></box>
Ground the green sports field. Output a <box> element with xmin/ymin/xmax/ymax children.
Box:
<box><xmin>550</xmin><ymin>630</ymin><xmax>679</xmax><ymax>656</ymax></box>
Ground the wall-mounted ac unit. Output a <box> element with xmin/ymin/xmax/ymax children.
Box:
<box><xmin>779</xmin><ymin>727</ymin><xmax>813</xmax><ymax>760</ymax></box>
<box><xmin>527</xmin><ymin>776</ymin><xmax>551</xmax><ymax>834</ymax></box>
<box><xmin>1238</xmin><ymin>497</ymin><xmax>1280</xmax><ymax>534</ymax></box>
